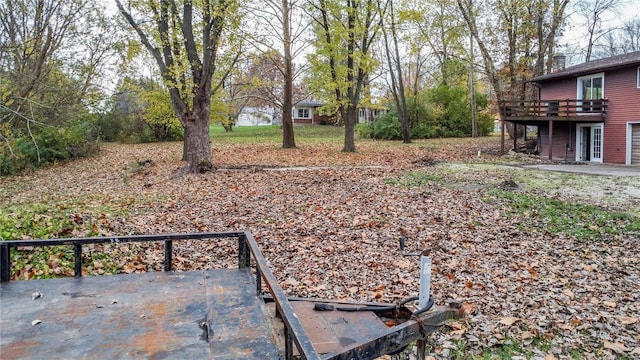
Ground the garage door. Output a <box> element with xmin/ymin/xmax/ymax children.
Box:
<box><xmin>633</xmin><ymin>124</ymin><xmax>640</xmax><ymax>165</ymax></box>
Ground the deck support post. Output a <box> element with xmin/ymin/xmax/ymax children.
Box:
<box><xmin>549</xmin><ymin>120</ymin><xmax>554</xmax><ymax>161</ymax></box>
<box><xmin>501</xmin><ymin>120</ymin><xmax>505</xmax><ymax>154</ymax></box>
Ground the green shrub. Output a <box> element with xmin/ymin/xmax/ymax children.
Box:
<box><xmin>0</xmin><ymin>119</ymin><xmax>100</xmax><ymax>176</ymax></box>
<box><xmin>477</xmin><ymin>111</ymin><xmax>495</xmax><ymax>136</ymax></box>
<box><xmin>359</xmin><ymin>111</ymin><xmax>402</xmax><ymax>140</ymax></box>
<box><xmin>410</xmin><ymin>121</ymin><xmax>439</xmax><ymax>138</ymax></box>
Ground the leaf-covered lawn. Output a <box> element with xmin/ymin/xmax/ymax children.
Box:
<box><xmin>1</xmin><ymin>136</ymin><xmax>639</xmax><ymax>359</ymax></box>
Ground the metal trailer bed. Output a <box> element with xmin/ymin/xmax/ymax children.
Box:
<box><xmin>0</xmin><ymin>232</ymin><xmax>463</xmax><ymax>359</ymax></box>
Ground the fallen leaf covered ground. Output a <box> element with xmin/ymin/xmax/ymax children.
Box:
<box><xmin>1</xmin><ymin>136</ymin><xmax>639</xmax><ymax>359</ymax></box>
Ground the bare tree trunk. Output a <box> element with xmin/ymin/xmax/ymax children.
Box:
<box><xmin>182</xmin><ymin>125</ymin><xmax>190</xmax><ymax>161</ymax></box>
<box><xmin>380</xmin><ymin>0</ymin><xmax>410</xmax><ymax>143</ymax></box>
<box><xmin>182</xmin><ymin>103</ymin><xmax>213</xmax><ymax>173</ymax></box>
<box><xmin>469</xmin><ymin>20</ymin><xmax>478</xmax><ymax>138</ymax></box>
<box><xmin>281</xmin><ymin>0</ymin><xmax>296</xmax><ymax>148</ymax></box>
<box><xmin>343</xmin><ymin>105</ymin><xmax>357</xmax><ymax>152</ymax></box>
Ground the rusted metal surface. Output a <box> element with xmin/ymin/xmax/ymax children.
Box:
<box><xmin>0</xmin><ymin>270</ymin><xmax>279</xmax><ymax>359</ymax></box>
<box><xmin>205</xmin><ymin>269</ymin><xmax>280</xmax><ymax>359</ymax></box>
<box><xmin>321</xmin><ymin>305</ymin><xmax>464</xmax><ymax>360</ymax></box>
<box><xmin>0</xmin><ymin>231</ymin><xmax>321</xmax><ymax>359</ymax></box>
<box><xmin>266</xmin><ymin>299</ymin><xmax>464</xmax><ymax>360</ymax></box>
<box><xmin>244</xmin><ymin>231</ymin><xmax>321</xmax><ymax>360</ymax></box>
<box><xmin>266</xmin><ymin>300</ymin><xmax>391</xmax><ymax>355</ymax></box>
<box><xmin>0</xmin><ymin>232</ymin><xmax>466</xmax><ymax>360</ymax></box>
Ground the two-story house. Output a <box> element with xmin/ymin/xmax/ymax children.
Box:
<box><xmin>500</xmin><ymin>51</ymin><xmax>640</xmax><ymax>165</ymax></box>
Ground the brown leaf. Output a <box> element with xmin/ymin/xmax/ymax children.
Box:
<box><xmin>603</xmin><ymin>301</ymin><xmax>617</xmax><ymax>308</ymax></box>
<box><xmin>618</xmin><ymin>316</ymin><xmax>638</xmax><ymax>325</ymax></box>
<box><xmin>447</xmin><ymin>321</ymin><xmax>466</xmax><ymax>331</ymax></box>
<box><xmin>445</xmin><ymin>272</ymin><xmax>456</xmax><ymax>281</ymax></box>
<box><xmin>310</xmin><ymin>284</ymin><xmax>327</xmax><ymax>292</ymax></box>
<box><xmin>499</xmin><ymin>317</ymin><xmax>520</xmax><ymax>326</ymax></box>
<box><xmin>461</xmin><ymin>302</ymin><xmax>474</xmax><ymax>315</ymax></box>
<box><xmin>562</xmin><ymin>288</ymin><xmax>575</xmax><ymax>300</ymax></box>
<box><xmin>283</xmin><ymin>278</ymin><xmax>300</xmax><ymax>287</ymax></box>
<box><xmin>392</xmin><ymin>260</ymin><xmax>412</xmax><ymax>269</ymax></box>
<box><xmin>603</xmin><ymin>340</ymin><xmax>629</xmax><ymax>353</ymax></box>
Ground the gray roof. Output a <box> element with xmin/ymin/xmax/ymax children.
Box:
<box><xmin>531</xmin><ymin>51</ymin><xmax>640</xmax><ymax>82</ymax></box>
<box><xmin>295</xmin><ymin>100</ymin><xmax>325</xmax><ymax>107</ymax></box>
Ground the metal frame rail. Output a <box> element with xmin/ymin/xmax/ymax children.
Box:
<box><xmin>0</xmin><ymin>231</ymin><xmax>321</xmax><ymax>360</ymax></box>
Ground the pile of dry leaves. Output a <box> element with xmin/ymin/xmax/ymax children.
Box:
<box><xmin>1</xmin><ymin>137</ymin><xmax>638</xmax><ymax>359</ymax></box>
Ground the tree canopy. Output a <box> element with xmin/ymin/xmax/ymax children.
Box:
<box><xmin>116</xmin><ymin>0</ymin><xmax>241</xmax><ymax>173</ymax></box>
<box><xmin>1</xmin><ymin>0</ymin><xmax>635</xmax><ymax>174</ymax></box>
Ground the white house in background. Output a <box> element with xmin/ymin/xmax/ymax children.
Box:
<box><xmin>358</xmin><ymin>107</ymin><xmax>386</xmax><ymax>123</ymax></box>
<box><xmin>236</xmin><ymin>107</ymin><xmax>275</xmax><ymax>126</ymax></box>
<box><xmin>292</xmin><ymin>100</ymin><xmax>328</xmax><ymax>124</ymax></box>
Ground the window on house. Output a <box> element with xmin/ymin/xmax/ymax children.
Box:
<box><xmin>577</xmin><ymin>73</ymin><xmax>604</xmax><ymax>113</ymax></box>
<box><xmin>358</xmin><ymin>108</ymin><xmax>366</xmax><ymax>122</ymax></box>
<box><xmin>637</xmin><ymin>67</ymin><xmax>640</xmax><ymax>88</ymax></box>
<box><xmin>297</xmin><ymin>108</ymin><xmax>310</xmax><ymax>118</ymax></box>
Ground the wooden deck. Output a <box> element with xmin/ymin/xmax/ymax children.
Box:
<box><xmin>499</xmin><ymin>99</ymin><xmax>607</xmax><ymax>124</ymax></box>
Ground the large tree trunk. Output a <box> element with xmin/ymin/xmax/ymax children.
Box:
<box><xmin>281</xmin><ymin>0</ymin><xmax>296</xmax><ymax>149</ymax></box>
<box><xmin>343</xmin><ymin>105</ymin><xmax>357</xmax><ymax>152</ymax></box>
<box><xmin>181</xmin><ymin>101</ymin><xmax>213</xmax><ymax>173</ymax></box>
<box><xmin>281</xmin><ymin>58</ymin><xmax>296</xmax><ymax>148</ymax></box>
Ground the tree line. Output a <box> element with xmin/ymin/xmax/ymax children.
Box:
<box><xmin>1</xmin><ymin>0</ymin><xmax>637</xmax><ymax>174</ymax></box>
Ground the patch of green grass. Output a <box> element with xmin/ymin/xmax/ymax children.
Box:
<box><xmin>1</xmin><ymin>202</ymin><xmax>125</xmax><ymax>280</ymax></box>
<box><xmin>570</xmin><ymin>348</ymin><xmax>584</xmax><ymax>359</ymax></box>
<box><xmin>492</xmin><ymin>190</ymin><xmax>640</xmax><ymax>240</ymax></box>
<box><xmin>210</xmin><ymin>124</ymin><xmax>345</xmax><ymax>144</ymax></box>
<box><xmin>450</xmin><ymin>339</ymin><xmax>470</xmax><ymax>359</ymax></box>
<box><xmin>10</xmin><ymin>246</ymin><xmax>76</xmax><ymax>279</ymax></box>
<box><xmin>384</xmin><ymin>171</ymin><xmax>442</xmax><ymax>187</ymax></box>
<box><xmin>1</xmin><ymin>203</ymin><xmax>77</xmax><ymax>240</ymax></box>
<box><xmin>437</xmin><ymin>333</ymin><xmax>557</xmax><ymax>360</ymax></box>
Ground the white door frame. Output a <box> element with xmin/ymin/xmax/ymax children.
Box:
<box><xmin>628</xmin><ymin>121</ymin><xmax>640</xmax><ymax>165</ymax></box>
<box><xmin>575</xmin><ymin>123</ymin><xmax>604</xmax><ymax>163</ymax></box>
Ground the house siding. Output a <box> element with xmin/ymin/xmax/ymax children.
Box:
<box><xmin>537</xmin><ymin>79</ymin><xmax>579</xmax><ymax>160</ymax></box>
<box><xmin>538</xmin><ymin>78</ymin><xmax>577</xmax><ymax>100</ymax></box>
<box><xmin>537</xmin><ymin>66</ymin><xmax>640</xmax><ymax>164</ymax></box>
<box><xmin>293</xmin><ymin>106</ymin><xmax>315</xmax><ymax>124</ymax></box>
<box><xmin>602</xmin><ymin>67</ymin><xmax>640</xmax><ymax>164</ymax></box>
<box><xmin>538</xmin><ymin>122</ymin><xmax>576</xmax><ymax>161</ymax></box>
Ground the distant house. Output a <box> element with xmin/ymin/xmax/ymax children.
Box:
<box><xmin>292</xmin><ymin>100</ymin><xmax>387</xmax><ymax>125</ymax></box>
<box><xmin>499</xmin><ymin>51</ymin><xmax>640</xmax><ymax>165</ymax></box>
<box><xmin>358</xmin><ymin>106</ymin><xmax>387</xmax><ymax>123</ymax></box>
<box><xmin>292</xmin><ymin>101</ymin><xmax>334</xmax><ymax>125</ymax></box>
<box><xmin>236</xmin><ymin>107</ymin><xmax>275</xmax><ymax>126</ymax></box>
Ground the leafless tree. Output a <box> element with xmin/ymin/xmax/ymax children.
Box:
<box><xmin>245</xmin><ymin>0</ymin><xmax>312</xmax><ymax>148</ymax></box>
<box><xmin>575</xmin><ymin>0</ymin><xmax>620</xmax><ymax>62</ymax></box>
